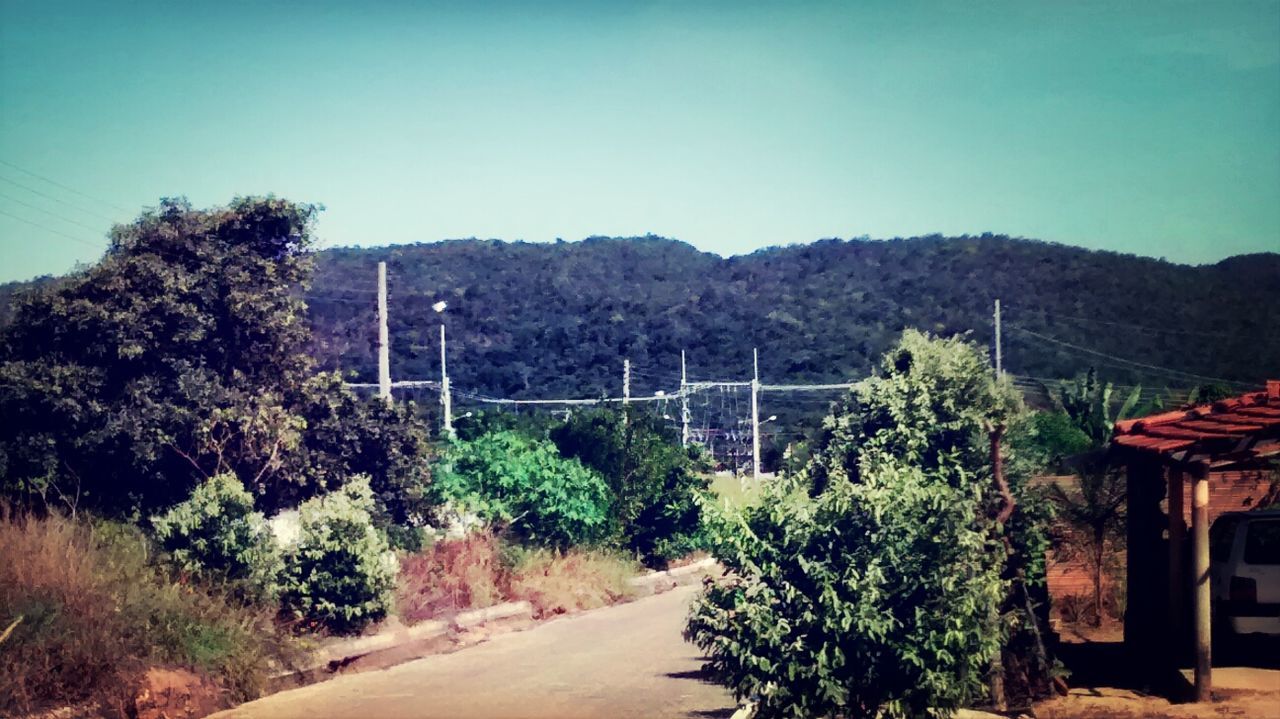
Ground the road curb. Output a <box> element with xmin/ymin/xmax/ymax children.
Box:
<box><xmin>268</xmin><ymin>601</ymin><xmax>535</xmax><ymax>692</ymax></box>
<box><xmin>628</xmin><ymin>557</ymin><xmax>718</xmax><ymax>596</ymax></box>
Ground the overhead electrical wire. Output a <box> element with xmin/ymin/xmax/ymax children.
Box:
<box><xmin>0</xmin><ymin>159</ymin><xmax>130</xmax><ymax>212</ymax></box>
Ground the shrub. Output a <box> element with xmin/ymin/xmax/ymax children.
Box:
<box><xmin>550</xmin><ymin>407</ymin><xmax>711</xmax><ymax>566</ymax></box>
<box><xmin>686</xmin><ymin>331</ymin><xmax>1047</xmax><ymax>718</ymax></box>
<box><xmin>278</xmin><ymin>477</ymin><xmax>397</xmax><ymax>634</ymax></box>
<box><xmin>434</xmin><ymin>431</ymin><xmax>611</xmax><ymax>548</ymax></box>
<box><xmin>151</xmin><ymin>472</ymin><xmax>282</xmax><ymax>600</ymax></box>
<box><xmin>396</xmin><ymin>533</ymin><xmax>506</xmax><ymax>624</ymax></box>
<box><xmin>505</xmin><ymin>546</ymin><xmax>639</xmax><ymax>618</ymax></box>
<box><xmin>0</xmin><ymin>509</ymin><xmax>294</xmax><ymax>716</ymax></box>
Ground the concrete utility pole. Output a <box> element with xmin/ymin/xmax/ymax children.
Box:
<box><xmin>751</xmin><ymin>347</ymin><xmax>761</xmax><ymax>483</ymax></box>
<box><xmin>994</xmin><ymin>298</ymin><xmax>1003</xmax><ymax>378</ymax></box>
<box><xmin>623</xmin><ymin>359</ymin><xmax>631</xmax><ymax>406</ymax></box>
<box><xmin>441</xmin><ymin>323</ymin><xmax>453</xmax><ymax>438</ymax></box>
<box><xmin>377</xmin><ymin>261</ymin><xmax>392</xmax><ymax>404</ymax></box>
<box><xmin>1192</xmin><ymin>463</ymin><xmax>1212</xmax><ymax>701</ymax></box>
<box><xmin>680</xmin><ymin>350</ymin><xmax>690</xmax><ymax>447</ymax></box>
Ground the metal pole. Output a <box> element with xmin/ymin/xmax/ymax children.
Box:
<box><xmin>680</xmin><ymin>350</ymin><xmax>689</xmax><ymax>447</ymax></box>
<box><xmin>994</xmin><ymin>298</ymin><xmax>1002</xmax><ymax>378</ymax></box>
<box><xmin>751</xmin><ymin>347</ymin><xmax>760</xmax><ymax>483</ymax></box>
<box><xmin>377</xmin><ymin>261</ymin><xmax>391</xmax><ymax>404</ymax></box>
<box><xmin>441</xmin><ymin>323</ymin><xmax>453</xmax><ymax>438</ymax></box>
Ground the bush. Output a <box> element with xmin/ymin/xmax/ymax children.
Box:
<box><xmin>0</xmin><ymin>509</ymin><xmax>294</xmax><ymax>716</ymax></box>
<box><xmin>550</xmin><ymin>407</ymin><xmax>711</xmax><ymax>566</ymax></box>
<box><xmin>278</xmin><ymin>477</ymin><xmax>397</xmax><ymax>634</ymax></box>
<box><xmin>686</xmin><ymin>331</ymin><xmax>1038</xmax><ymax>718</ymax></box>
<box><xmin>434</xmin><ymin>431</ymin><xmax>611</xmax><ymax>548</ymax></box>
<box><xmin>151</xmin><ymin>473</ymin><xmax>282</xmax><ymax>600</ymax></box>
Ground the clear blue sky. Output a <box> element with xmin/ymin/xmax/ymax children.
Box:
<box><xmin>1</xmin><ymin>0</ymin><xmax>1277</xmax><ymax>282</ymax></box>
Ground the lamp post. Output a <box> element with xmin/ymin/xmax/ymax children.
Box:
<box><xmin>434</xmin><ymin>301</ymin><xmax>453</xmax><ymax>439</ymax></box>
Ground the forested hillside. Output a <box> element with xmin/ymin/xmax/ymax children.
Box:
<box><xmin>304</xmin><ymin>235</ymin><xmax>1279</xmax><ymax>399</ymax></box>
<box><xmin>6</xmin><ymin>234</ymin><xmax>1277</xmax><ymax>403</ymax></box>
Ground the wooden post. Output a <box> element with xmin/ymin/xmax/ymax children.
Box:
<box><xmin>1191</xmin><ymin>463</ymin><xmax>1212</xmax><ymax>701</ymax></box>
<box><xmin>1168</xmin><ymin>466</ymin><xmax>1186</xmax><ymax>652</ymax></box>
<box><xmin>1125</xmin><ymin>457</ymin><xmax>1164</xmax><ymax>654</ymax></box>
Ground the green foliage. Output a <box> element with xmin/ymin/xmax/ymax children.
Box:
<box><xmin>687</xmin><ymin>331</ymin><xmax>1053</xmax><ymax>717</ymax></box>
<box><xmin>278</xmin><ymin>477</ymin><xmax>397</xmax><ymax>634</ymax></box>
<box><xmin>550</xmin><ymin>407</ymin><xmax>711</xmax><ymax>566</ymax></box>
<box><xmin>151</xmin><ymin>473</ymin><xmax>283</xmax><ymax>601</ymax></box>
<box><xmin>434</xmin><ymin>431</ymin><xmax>611</xmax><ymax>548</ymax></box>
<box><xmin>1027</xmin><ymin>411</ymin><xmax>1095</xmax><ymax>468</ymax></box>
<box><xmin>288</xmin><ymin>372</ymin><xmax>436</xmax><ymax>543</ymax></box>
<box><xmin>1054</xmin><ymin>369</ymin><xmax>1143</xmax><ymax>448</ymax></box>
<box><xmin>0</xmin><ymin>197</ymin><xmax>320</xmax><ymax>516</ymax></box>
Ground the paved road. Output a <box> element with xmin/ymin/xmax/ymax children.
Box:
<box><xmin>213</xmin><ymin>585</ymin><xmax>737</xmax><ymax>719</ymax></box>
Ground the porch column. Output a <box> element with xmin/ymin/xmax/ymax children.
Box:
<box><xmin>1191</xmin><ymin>463</ymin><xmax>1211</xmax><ymax>701</ymax></box>
<box><xmin>1167</xmin><ymin>467</ymin><xmax>1185</xmax><ymax>652</ymax></box>
<box><xmin>1124</xmin><ymin>455</ymin><xmax>1167</xmax><ymax>660</ymax></box>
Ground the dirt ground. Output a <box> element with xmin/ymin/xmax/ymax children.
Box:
<box><xmin>1036</xmin><ymin>622</ymin><xmax>1280</xmax><ymax>719</ymax></box>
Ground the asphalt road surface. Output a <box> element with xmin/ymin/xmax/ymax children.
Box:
<box><xmin>212</xmin><ymin>584</ymin><xmax>737</xmax><ymax>719</ymax></box>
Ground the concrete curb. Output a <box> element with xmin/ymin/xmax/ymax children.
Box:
<box><xmin>628</xmin><ymin>557</ymin><xmax>718</xmax><ymax>596</ymax></box>
<box><xmin>268</xmin><ymin>601</ymin><xmax>535</xmax><ymax>691</ymax></box>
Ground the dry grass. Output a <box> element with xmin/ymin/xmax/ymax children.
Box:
<box><xmin>396</xmin><ymin>533</ymin><xmax>507</xmax><ymax>624</ymax></box>
<box><xmin>505</xmin><ymin>547</ymin><xmax>640</xmax><ymax>618</ymax></box>
<box><xmin>0</xmin><ymin>508</ymin><xmax>295</xmax><ymax>717</ymax></box>
<box><xmin>396</xmin><ymin>533</ymin><xmax>642</xmax><ymax>624</ymax></box>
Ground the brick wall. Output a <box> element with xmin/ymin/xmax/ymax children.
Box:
<box><xmin>1044</xmin><ymin>470</ymin><xmax>1278</xmax><ymax>605</ymax></box>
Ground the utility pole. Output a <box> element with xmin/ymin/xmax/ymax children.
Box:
<box><xmin>994</xmin><ymin>298</ymin><xmax>1003</xmax><ymax>378</ymax></box>
<box><xmin>680</xmin><ymin>350</ymin><xmax>690</xmax><ymax>447</ymax></box>
<box><xmin>440</xmin><ymin>323</ymin><xmax>453</xmax><ymax>438</ymax></box>
<box><xmin>751</xmin><ymin>347</ymin><xmax>761</xmax><ymax>483</ymax></box>
<box><xmin>377</xmin><ymin>261</ymin><xmax>392</xmax><ymax>404</ymax></box>
<box><xmin>622</xmin><ymin>358</ymin><xmax>631</xmax><ymax>426</ymax></box>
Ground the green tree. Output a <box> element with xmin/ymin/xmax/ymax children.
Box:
<box><xmin>0</xmin><ymin>197</ymin><xmax>318</xmax><ymax>515</ymax></box>
<box><xmin>550</xmin><ymin>407</ymin><xmax>711</xmax><ymax>567</ymax></box>
<box><xmin>0</xmin><ymin>198</ymin><xmax>436</xmax><ymax>529</ymax></box>
<box><xmin>686</xmin><ymin>331</ymin><xmax>1052</xmax><ymax>717</ymax></box>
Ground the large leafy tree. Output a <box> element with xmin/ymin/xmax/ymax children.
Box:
<box><xmin>0</xmin><ymin>197</ymin><xmax>435</xmax><ymax>526</ymax></box>
<box><xmin>0</xmin><ymin>197</ymin><xmax>317</xmax><ymax>514</ymax></box>
<box><xmin>686</xmin><ymin>331</ymin><xmax>1055</xmax><ymax>717</ymax></box>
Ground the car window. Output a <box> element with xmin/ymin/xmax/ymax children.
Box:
<box><xmin>1210</xmin><ymin>518</ymin><xmax>1239</xmax><ymax>562</ymax></box>
<box><xmin>1243</xmin><ymin>520</ymin><xmax>1280</xmax><ymax>566</ymax></box>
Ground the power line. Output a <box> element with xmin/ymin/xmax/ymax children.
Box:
<box><xmin>0</xmin><ymin>208</ymin><xmax>105</xmax><ymax>250</ymax></box>
<box><xmin>0</xmin><ymin>175</ymin><xmax>118</xmax><ymax>223</ymax></box>
<box><xmin>0</xmin><ymin>190</ymin><xmax>109</xmax><ymax>235</ymax></box>
<box><xmin>0</xmin><ymin>159</ymin><xmax>130</xmax><ymax>212</ymax></box>
<box><xmin>1006</xmin><ymin>324</ymin><xmax>1254</xmax><ymax>388</ymax></box>
<box><xmin>1007</xmin><ymin>304</ymin><xmax>1253</xmax><ymax>340</ymax></box>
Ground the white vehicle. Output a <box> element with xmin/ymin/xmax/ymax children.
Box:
<box><xmin>1210</xmin><ymin>510</ymin><xmax>1280</xmax><ymax>638</ymax></box>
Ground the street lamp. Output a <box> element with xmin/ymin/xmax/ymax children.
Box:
<box><xmin>434</xmin><ymin>301</ymin><xmax>453</xmax><ymax>439</ymax></box>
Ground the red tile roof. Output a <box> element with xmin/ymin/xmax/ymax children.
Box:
<box><xmin>1112</xmin><ymin>380</ymin><xmax>1280</xmax><ymax>469</ymax></box>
